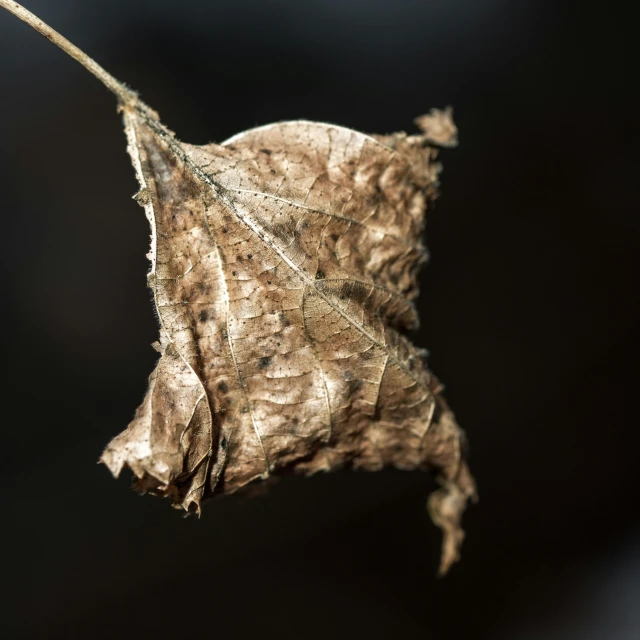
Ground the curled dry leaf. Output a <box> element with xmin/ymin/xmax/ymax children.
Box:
<box><xmin>100</xmin><ymin>108</ymin><xmax>477</xmax><ymax>574</ymax></box>
<box><xmin>2</xmin><ymin>0</ymin><xmax>476</xmax><ymax>575</ymax></box>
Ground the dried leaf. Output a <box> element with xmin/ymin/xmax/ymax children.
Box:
<box><xmin>99</xmin><ymin>108</ymin><xmax>476</xmax><ymax>573</ymax></box>
<box><xmin>3</xmin><ymin>0</ymin><xmax>476</xmax><ymax>575</ymax></box>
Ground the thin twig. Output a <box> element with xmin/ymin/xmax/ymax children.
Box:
<box><xmin>0</xmin><ymin>0</ymin><xmax>138</xmax><ymax>106</ymax></box>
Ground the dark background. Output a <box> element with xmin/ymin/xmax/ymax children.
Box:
<box><xmin>1</xmin><ymin>1</ymin><xmax>637</xmax><ymax>638</ymax></box>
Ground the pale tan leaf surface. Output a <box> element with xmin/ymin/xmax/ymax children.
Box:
<box><xmin>99</xmin><ymin>105</ymin><xmax>476</xmax><ymax>574</ymax></box>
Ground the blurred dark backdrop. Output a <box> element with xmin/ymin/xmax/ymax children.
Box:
<box><xmin>1</xmin><ymin>1</ymin><xmax>637</xmax><ymax>638</ymax></box>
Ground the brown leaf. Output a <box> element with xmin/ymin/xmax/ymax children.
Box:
<box><xmin>98</xmin><ymin>106</ymin><xmax>476</xmax><ymax>574</ymax></box>
<box><xmin>2</xmin><ymin>0</ymin><xmax>476</xmax><ymax>575</ymax></box>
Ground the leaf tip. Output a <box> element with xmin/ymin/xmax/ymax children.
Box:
<box><xmin>99</xmin><ymin>448</ymin><xmax>125</xmax><ymax>479</ymax></box>
<box><xmin>414</xmin><ymin>106</ymin><xmax>458</xmax><ymax>148</ymax></box>
<box><xmin>427</xmin><ymin>464</ymin><xmax>477</xmax><ymax>576</ymax></box>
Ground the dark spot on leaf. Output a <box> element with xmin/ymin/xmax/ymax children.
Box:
<box><xmin>361</xmin><ymin>348</ymin><xmax>376</xmax><ymax>360</ymax></box>
<box><xmin>198</xmin><ymin>309</ymin><xmax>209</xmax><ymax>322</ymax></box>
<box><xmin>265</xmin><ymin>216</ymin><xmax>298</xmax><ymax>245</ymax></box>
<box><xmin>217</xmin><ymin>380</ymin><xmax>229</xmax><ymax>393</ymax></box>
<box><xmin>278</xmin><ymin>311</ymin><xmax>291</xmax><ymax>327</ymax></box>
<box><xmin>315</xmin><ymin>270</ymin><xmax>325</xmax><ymax>280</ymax></box>
<box><xmin>340</xmin><ymin>280</ymin><xmax>369</xmax><ymax>304</ymax></box>
<box><xmin>258</xmin><ymin>356</ymin><xmax>272</xmax><ymax>369</ymax></box>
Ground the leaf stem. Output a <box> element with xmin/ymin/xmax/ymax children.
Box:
<box><xmin>0</xmin><ymin>0</ymin><xmax>138</xmax><ymax>106</ymax></box>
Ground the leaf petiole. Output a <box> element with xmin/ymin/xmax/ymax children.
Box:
<box><xmin>1</xmin><ymin>0</ymin><xmax>138</xmax><ymax>107</ymax></box>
